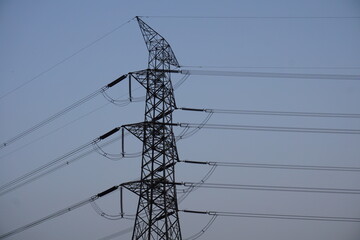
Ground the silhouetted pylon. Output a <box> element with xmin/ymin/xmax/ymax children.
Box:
<box><xmin>122</xmin><ymin>17</ymin><xmax>182</xmax><ymax>240</ymax></box>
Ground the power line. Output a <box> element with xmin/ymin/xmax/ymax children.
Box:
<box><xmin>180</xmin><ymin>160</ymin><xmax>360</xmax><ymax>172</ymax></box>
<box><xmin>91</xmin><ymin>199</ymin><xmax>132</xmax><ymax>221</ymax></box>
<box><xmin>178</xmin><ymin>107</ymin><xmax>360</xmax><ymax>119</ymax></box>
<box><xmin>179</xmin><ymin>182</ymin><xmax>360</xmax><ymax>195</ymax></box>
<box><xmin>0</xmin><ymin>127</ymin><xmax>121</xmax><ymax>197</ymax></box>
<box><xmin>0</xmin><ymin>75</ymin><xmax>195</xmax><ymax>197</ymax></box>
<box><xmin>4</xmin><ymin>178</ymin><xmax>357</xmax><ymax>240</ymax></box>
<box><xmin>0</xmin><ymin>73</ymin><xmax>189</xmax><ymax>158</ymax></box>
<box><xmin>0</xmin><ymin>110</ymin><xmax>213</xmax><ymax>197</ymax></box>
<box><xmin>180</xmin><ymin>69</ymin><xmax>360</xmax><ymax>81</ymax></box>
<box><xmin>139</xmin><ymin>16</ymin><xmax>360</xmax><ymax>19</ymax></box>
<box><xmin>5</xmin><ymin>120</ymin><xmax>345</xmax><ymax>198</ymax></box>
<box><xmin>182</xmin><ymin>210</ymin><xmax>360</xmax><ymax>223</ymax></box>
<box><xmin>1</xmin><ymin>80</ymin><xmax>206</xmax><ymax>213</ymax></box>
<box><xmin>0</xmin><ymin>136</ymin><xmax>122</xmax><ymax>197</ymax></box>
<box><xmin>178</xmin><ymin>122</ymin><xmax>360</xmax><ymax>135</ymax></box>
<box><xmin>0</xmin><ymin>75</ymin><xmax>127</xmax><ymax>150</ymax></box>
<box><xmin>178</xmin><ymin>165</ymin><xmax>217</xmax><ymax>203</ymax></box>
<box><xmin>97</xmin><ymin>227</ymin><xmax>133</xmax><ymax>240</ymax></box>
<box><xmin>0</xmin><ymin>101</ymin><xmax>119</xmax><ymax>160</ymax></box>
<box><xmin>0</xmin><ymin>141</ymin><xmax>94</xmax><ymax>193</ymax></box>
<box><xmin>0</xmin><ymin>18</ymin><xmax>134</xmax><ymax>101</ymax></box>
<box><xmin>0</xmin><ymin>185</ymin><xmax>122</xmax><ymax>239</ymax></box>
<box><xmin>181</xmin><ymin>65</ymin><xmax>360</xmax><ymax>70</ymax></box>
<box><xmin>183</xmin><ymin>215</ymin><xmax>217</xmax><ymax>240</ymax></box>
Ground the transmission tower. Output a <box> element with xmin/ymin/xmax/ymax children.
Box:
<box><xmin>122</xmin><ymin>17</ymin><xmax>182</xmax><ymax>239</ymax></box>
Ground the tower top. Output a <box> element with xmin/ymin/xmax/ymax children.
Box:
<box><xmin>136</xmin><ymin>16</ymin><xmax>180</xmax><ymax>68</ymax></box>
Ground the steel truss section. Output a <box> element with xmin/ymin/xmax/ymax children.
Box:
<box><xmin>122</xmin><ymin>17</ymin><xmax>182</xmax><ymax>240</ymax></box>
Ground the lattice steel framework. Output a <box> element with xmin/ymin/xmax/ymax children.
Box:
<box><xmin>122</xmin><ymin>17</ymin><xmax>182</xmax><ymax>240</ymax></box>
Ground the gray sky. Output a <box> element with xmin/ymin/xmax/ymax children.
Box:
<box><xmin>0</xmin><ymin>0</ymin><xmax>360</xmax><ymax>239</ymax></box>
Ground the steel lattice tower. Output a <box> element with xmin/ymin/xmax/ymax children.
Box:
<box><xmin>122</xmin><ymin>17</ymin><xmax>182</xmax><ymax>240</ymax></box>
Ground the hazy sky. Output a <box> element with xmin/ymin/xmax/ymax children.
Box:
<box><xmin>1</xmin><ymin>0</ymin><xmax>360</xmax><ymax>239</ymax></box>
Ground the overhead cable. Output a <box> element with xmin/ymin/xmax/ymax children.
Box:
<box><xmin>181</xmin><ymin>210</ymin><xmax>360</xmax><ymax>223</ymax></box>
<box><xmin>0</xmin><ymin>18</ymin><xmax>134</xmax><ymax>101</ymax></box>
<box><xmin>178</xmin><ymin>107</ymin><xmax>360</xmax><ymax>119</ymax></box>
<box><xmin>0</xmin><ymin>100</ymin><xmax>119</xmax><ymax>160</ymax></box>
<box><xmin>0</xmin><ymin>72</ymin><xmax>188</xmax><ymax>156</ymax></box>
<box><xmin>140</xmin><ymin>16</ymin><xmax>360</xmax><ymax>19</ymax></box>
<box><xmin>0</xmin><ymin>109</ymin><xmax>214</xmax><ymax>196</ymax></box>
<box><xmin>180</xmin><ymin>182</ymin><xmax>360</xmax><ymax>195</ymax></box>
<box><xmin>175</xmin><ymin>112</ymin><xmax>213</xmax><ymax>141</ymax></box>
<box><xmin>181</xmin><ymin>65</ymin><xmax>360</xmax><ymax>70</ymax></box>
<box><xmin>90</xmin><ymin>200</ymin><xmax>134</xmax><ymax>221</ymax></box>
<box><xmin>180</xmin><ymin>69</ymin><xmax>360</xmax><ymax>81</ymax></box>
<box><xmin>183</xmin><ymin>215</ymin><xmax>217</xmax><ymax>240</ymax></box>
<box><xmin>177</xmin><ymin>123</ymin><xmax>360</xmax><ymax>135</ymax></box>
<box><xmin>178</xmin><ymin>165</ymin><xmax>217</xmax><ymax>203</ymax></box>
<box><xmin>180</xmin><ymin>160</ymin><xmax>360</xmax><ymax>172</ymax></box>
<box><xmin>93</xmin><ymin>141</ymin><xmax>141</xmax><ymax>161</ymax></box>
<box><xmin>97</xmin><ymin>227</ymin><xmax>133</xmax><ymax>240</ymax></box>
<box><xmin>0</xmin><ymin>135</ymin><xmax>122</xmax><ymax>197</ymax></box>
<box><xmin>0</xmin><ymin>75</ymin><xmax>127</xmax><ymax>150</ymax></box>
<box><xmin>0</xmin><ymin>185</ymin><xmax>121</xmax><ymax>239</ymax></box>
<box><xmin>0</xmin><ymin>127</ymin><xmax>121</xmax><ymax>197</ymax></box>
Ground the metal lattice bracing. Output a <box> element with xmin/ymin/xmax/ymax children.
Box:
<box><xmin>122</xmin><ymin>17</ymin><xmax>182</xmax><ymax>240</ymax></box>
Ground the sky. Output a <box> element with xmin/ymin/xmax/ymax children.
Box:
<box><xmin>0</xmin><ymin>0</ymin><xmax>360</xmax><ymax>239</ymax></box>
